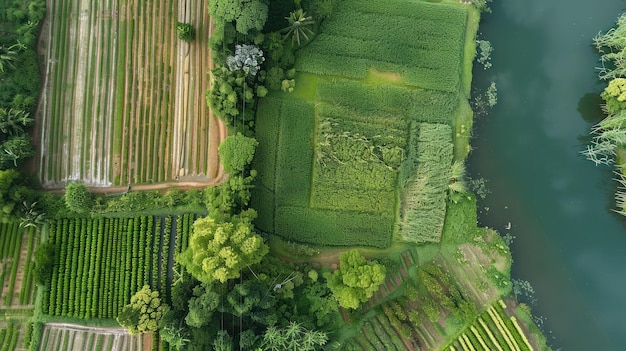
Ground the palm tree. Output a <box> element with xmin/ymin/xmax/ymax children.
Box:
<box><xmin>0</xmin><ymin>108</ymin><xmax>33</xmax><ymax>136</ymax></box>
<box><xmin>0</xmin><ymin>42</ymin><xmax>25</xmax><ymax>73</ymax></box>
<box><xmin>19</xmin><ymin>202</ymin><xmax>45</xmax><ymax>229</ymax></box>
<box><xmin>282</xmin><ymin>9</ymin><xmax>315</xmax><ymax>47</ymax></box>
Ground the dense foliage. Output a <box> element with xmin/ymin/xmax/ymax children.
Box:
<box><xmin>324</xmin><ymin>250</ymin><xmax>386</xmax><ymax>309</ymax></box>
<box><xmin>0</xmin><ymin>0</ymin><xmax>44</xmax><ymax>171</ymax></box>
<box><xmin>178</xmin><ymin>209</ymin><xmax>268</xmax><ymax>284</ymax></box>
<box><xmin>218</xmin><ymin>133</ymin><xmax>259</xmax><ymax>174</ymax></box>
<box><xmin>117</xmin><ymin>285</ymin><xmax>168</xmax><ymax>334</ymax></box>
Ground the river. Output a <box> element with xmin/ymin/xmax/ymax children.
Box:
<box><xmin>468</xmin><ymin>1</ymin><xmax>626</xmax><ymax>350</ymax></box>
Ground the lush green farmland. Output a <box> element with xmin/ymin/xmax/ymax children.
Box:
<box><xmin>252</xmin><ymin>0</ymin><xmax>470</xmax><ymax>247</ymax></box>
<box><xmin>39</xmin><ymin>323</ymin><xmax>143</xmax><ymax>351</ymax></box>
<box><xmin>0</xmin><ymin>321</ymin><xmax>21</xmax><ymax>351</ymax></box>
<box><xmin>38</xmin><ymin>0</ymin><xmax>220</xmax><ymax>188</ymax></box>
<box><xmin>43</xmin><ymin>214</ymin><xmax>195</xmax><ymax>319</ymax></box>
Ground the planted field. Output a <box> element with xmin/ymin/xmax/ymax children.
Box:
<box><xmin>39</xmin><ymin>323</ymin><xmax>143</xmax><ymax>351</ymax></box>
<box><xmin>447</xmin><ymin>300</ymin><xmax>534</xmax><ymax>351</ymax></box>
<box><xmin>38</xmin><ymin>0</ymin><xmax>221</xmax><ymax>188</ymax></box>
<box><xmin>43</xmin><ymin>214</ymin><xmax>195</xmax><ymax>319</ymax></box>
<box><xmin>0</xmin><ymin>223</ymin><xmax>37</xmax><ymax>307</ymax></box>
<box><xmin>253</xmin><ymin>0</ymin><xmax>469</xmax><ymax>247</ymax></box>
<box><xmin>296</xmin><ymin>0</ymin><xmax>467</xmax><ymax>92</ymax></box>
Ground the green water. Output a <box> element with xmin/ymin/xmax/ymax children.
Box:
<box><xmin>469</xmin><ymin>1</ymin><xmax>626</xmax><ymax>350</ymax></box>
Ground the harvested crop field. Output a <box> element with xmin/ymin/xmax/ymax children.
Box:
<box><xmin>37</xmin><ymin>0</ymin><xmax>223</xmax><ymax>188</ymax></box>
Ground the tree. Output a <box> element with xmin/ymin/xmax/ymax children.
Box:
<box><xmin>213</xmin><ymin>330</ymin><xmax>234</xmax><ymax>351</ymax></box>
<box><xmin>208</xmin><ymin>0</ymin><xmax>268</xmax><ymax>35</ymax></box>
<box><xmin>324</xmin><ymin>250</ymin><xmax>386</xmax><ymax>309</ymax></box>
<box><xmin>282</xmin><ymin>9</ymin><xmax>315</xmax><ymax>47</ymax></box>
<box><xmin>260</xmin><ymin>321</ymin><xmax>328</xmax><ymax>351</ymax></box>
<box><xmin>226</xmin><ymin>45</ymin><xmax>265</xmax><ymax>77</ymax></box>
<box><xmin>117</xmin><ymin>285</ymin><xmax>168</xmax><ymax>334</ymax></box>
<box><xmin>0</xmin><ymin>169</ymin><xmax>36</xmax><ymax>222</ymax></box>
<box><xmin>0</xmin><ymin>43</ymin><xmax>21</xmax><ymax>73</ymax></box>
<box><xmin>176</xmin><ymin>22</ymin><xmax>195</xmax><ymax>42</ymax></box>
<box><xmin>218</xmin><ymin>133</ymin><xmax>259</xmax><ymax>173</ymax></box>
<box><xmin>185</xmin><ymin>284</ymin><xmax>220</xmax><ymax>328</ymax></box>
<box><xmin>177</xmin><ymin>209</ymin><xmax>268</xmax><ymax>284</ymax></box>
<box><xmin>601</xmin><ymin>78</ymin><xmax>626</xmax><ymax>114</ymax></box>
<box><xmin>0</xmin><ymin>135</ymin><xmax>35</xmax><ymax>168</ymax></box>
<box><xmin>63</xmin><ymin>182</ymin><xmax>93</xmax><ymax>214</ymax></box>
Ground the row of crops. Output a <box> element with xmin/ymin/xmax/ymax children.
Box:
<box><xmin>0</xmin><ymin>321</ymin><xmax>21</xmax><ymax>351</ymax></box>
<box><xmin>0</xmin><ymin>223</ymin><xmax>36</xmax><ymax>306</ymax></box>
<box><xmin>43</xmin><ymin>214</ymin><xmax>195</xmax><ymax>319</ymax></box>
<box><xmin>296</xmin><ymin>0</ymin><xmax>467</xmax><ymax>92</ymax></box>
<box><xmin>39</xmin><ymin>0</ymin><xmax>215</xmax><ymax>187</ymax></box>
<box><xmin>448</xmin><ymin>300</ymin><xmax>534</xmax><ymax>351</ymax></box>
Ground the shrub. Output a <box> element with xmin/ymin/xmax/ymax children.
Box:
<box><xmin>176</xmin><ymin>22</ymin><xmax>195</xmax><ymax>42</ymax></box>
<box><xmin>64</xmin><ymin>182</ymin><xmax>93</xmax><ymax>214</ymax></box>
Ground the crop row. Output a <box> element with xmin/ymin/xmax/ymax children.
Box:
<box><xmin>397</xmin><ymin>123</ymin><xmax>454</xmax><ymax>244</ymax></box>
<box><xmin>44</xmin><ymin>215</ymin><xmax>193</xmax><ymax>319</ymax></box>
<box><xmin>0</xmin><ymin>223</ymin><xmax>35</xmax><ymax>307</ymax></box>
<box><xmin>0</xmin><ymin>321</ymin><xmax>19</xmax><ymax>351</ymax></box>
<box><xmin>449</xmin><ymin>300</ymin><xmax>533</xmax><ymax>351</ymax></box>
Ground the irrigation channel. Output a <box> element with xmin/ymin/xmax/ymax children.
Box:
<box><xmin>469</xmin><ymin>1</ymin><xmax>626</xmax><ymax>350</ymax></box>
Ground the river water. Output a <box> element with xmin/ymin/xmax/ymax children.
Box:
<box><xmin>468</xmin><ymin>1</ymin><xmax>626</xmax><ymax>350</ymax></box>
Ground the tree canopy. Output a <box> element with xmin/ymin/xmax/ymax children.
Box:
<box><xmin>177</xmin><ymin>209</ymin><xmax>268</xmax><ymax>284</ymax></box>
<box><xmin>64</xmin><ymin>182</ymin><xmax>93</xmax><ymax>214</ymax></box>
<box><xmin>324</xmin><ymin>250</ymin><xmax>386</xmax><ymax>309</ymax></box>
<box><xmin>208</xmin><ymin>0</ymin><xmax>269</xmax><ymax>35</ymax></box>
<box><xmin>218</xmin><ymin>133</ymin><xmax>259</xmax><ymax>173</ymax></box>
<box><xmin>601</xmin><ymin>78</ymin><xmax>626</xmax><ymax>114</ymax></box>
<box><xmin>116</xmin><ymin>285</ymin><xmax>168</xmax><ymax>334</ymax></box>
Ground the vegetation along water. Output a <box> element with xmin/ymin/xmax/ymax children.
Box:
<box><xmin>469</xmin><ymin>1</ymin><xmax>626</xmax><ymax>350</ymax></box>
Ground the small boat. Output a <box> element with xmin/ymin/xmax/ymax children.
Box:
<box><xmin>505</xmin><ymin>222</ymin><xmax>511</xmax><ymax>230</ymax></box>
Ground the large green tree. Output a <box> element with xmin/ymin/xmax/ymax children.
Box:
<box><xmin>177</xmin><ymin>209</ymin><xmax>268</xmax><ymax>284</ymax></box>
<box><xmin>63</xmin><ymin>181</ymin><xmax>93</xmax><ymax>214</ymax></box>
<box><xmin>218</xmin><ymin>133</ymin><xmax>258</xmax><ymax>173</ymax></box>
<box><xmin>208</xmin><ymin>0</ymin><xmax>268</xmax><ymax>35</ymax></box>
<box><xmin>117</xmin><ymin>285</ymin><xmax>168</xmax><ymax>334</ymax></box>
<box><xmin>324</xmin><ymin>250</ymin><xmax>386</xmax><ymax>309</ymax></box>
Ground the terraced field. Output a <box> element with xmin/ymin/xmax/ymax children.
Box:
<box><xmin>37</xmin><ymin>0</ymin><xmax>223</xmax><ymax>188</ymax></box>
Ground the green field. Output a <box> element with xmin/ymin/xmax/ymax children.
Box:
<box><xmin>43</xmin><ymin>215</ymin><xmax>195</xmax><ymax>319</ymax></box>
<box><xmin>252</xmin><ymin>0</ymin><xmax>469</xmax><ymax>247</ymax></box>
